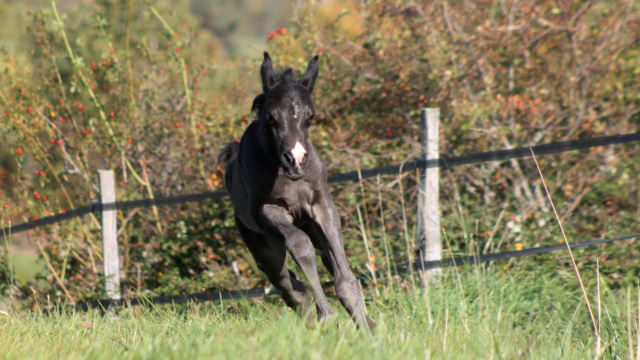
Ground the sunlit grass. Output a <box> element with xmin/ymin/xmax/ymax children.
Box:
<box><xmin>1</xmin><ymin>267</ymin><xmax>636</xmax><ymax>359</ymax></box>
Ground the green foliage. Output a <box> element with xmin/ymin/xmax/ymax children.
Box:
<box><xmin>268</xmin><ymin>0</ymin><xmax>640</xmax><ymax>287</ymax></box>
<box><xmin>0</xmin><ymin>0</ymin><xmax>639</xmax><ymax>306</ymax></box>
<box><xmin>0</xmin><ymin>0</ymin><xmax>254</xmax><ymax>304</ymax></box>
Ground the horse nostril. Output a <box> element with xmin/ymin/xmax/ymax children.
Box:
<box><xmin>282</xmin><ymin>152</ymin><xmax>294</xmax><ymax>166</ymax></box>
<box><xmin>301</xmin><ymin>153</ymin><xmax>309</xmax><ymax>167</ymax></box>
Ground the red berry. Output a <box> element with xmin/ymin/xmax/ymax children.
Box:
<box><xmin>42</xmin><ymin>196</ymin><xmax>47</xmax><ymax>201</ymax></box>
<box><xmin>101</xmin><ymin>61</ymin><xmax>107</xmax><ymax>66</ymax></box>
<box><xmin>50</xmin><ymin>139</ymin><xmax>55</xmax><ymax>144</ymax></box>
<box><xmin>26</xmin><ymin>107</ymin><xmax>32</xmax><ymax>113</ymax></box>
<box><xmin>60</xmin><ymin>116</ymin><xmax>66</xmax><ymax>122</ymax></box>
<box><xmin>173</xmin><ymin>33</ymin><xmax>178</xmax><ymax>38</ymax></box>
<box><xmin>176</xmin><ymin>48</ymin><xmax>181</xmax><ymax>54</ymax></box>
<box><xmin>110</xmin><ymin>113</ymin><xmax>115</xmax><ymax>117</ymax></box>
<box><xmin>195</xmin><ymin>78</ymin><xmax>200</xmax><ymax>82</ymax></box>
<box><xmin>3</xmin><ymin>204</ymin><xmax>8</xmax><ymax>208</ymax></box>
<box><xmin>58</xmin><ymin>100</ymin><xmax>62</xmax><ymax>105</ymax></box>
<box><xmin>92</xmin><ymin>62</ymin><xmax>96</xmax><ymax>67</ymax></box>
<box><xmin>183</xmin><ymin>23</ymin><xmax>187</xmax><ymax>27</ymax></box>
<box><xmin>128</xmin><ymin>138</ymin><xmax>132</xmax><ymax>143</ymax></box>
<box><xmin>78</xmin><ymin>105</ymin><xmax>84</xmax><ymax>111</ymax></box>
<box><xmin>203</xmin><ymin>70</ymin><xmax>207</xmax><ymax>74</ymax></box>
<box><xmin>34</xmin><ymin>217</ymin><xmax>39</xmax><ymax>221</ymax></box>
<box><xmin>175</xmin><ymin>122</ymin><xmax>180</xmax><ymax>127</ymax></box>
<box><xmin>268</xmin><ymin>31</ymin><xmax>275</xmax><ymax>39</ymax></box>
<box><xmin>110</xmin><ymin>48</ymin><xmax>114</xmax><ymax>53</ymax></box>
<box><xmin>57</xmin><ymin>140</ymin><xmax>63</xmax><ymax>146</ymax></box>
<box><xmin>17</xmin><ymin>148</ymin><xmax>23</xmax><ymax>154</ymax></box>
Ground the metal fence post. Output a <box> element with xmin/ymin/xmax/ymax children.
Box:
<box><xmin>417</xmin><ymin>108</ymin><xmax>442</xmax><ymax>279</ymax></box>
<box><xmin>98</xmin><ymin>170</ymin><xmax>121</xmax><ymax>300</ymax></box>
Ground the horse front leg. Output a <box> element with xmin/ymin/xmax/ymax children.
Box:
<box><xmin>260</xmin><ymin>205</ymin><xmax>335</xmax><ymax>323</ymax></box>
<box><xmin>234</xmin><ymin>216</ymin><xmax>312</xmax><ymax>320</ymax></box>
<box><xmin>311</xmin><ymin>199</ymin><xmax>375</xmax><ymax>331</ymax></box>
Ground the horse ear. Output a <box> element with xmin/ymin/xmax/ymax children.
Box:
<box><xmin>299</xmin><ymin>54</ymin><xmax>319</xmax><ymax>93</ymax></box>
<box><xmin>261</xmin><ymin>52</ymin><xmax>277</xmax><ymax>93</ymax></box>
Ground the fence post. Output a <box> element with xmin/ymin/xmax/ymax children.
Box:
<box><xmin>98</xmin><ymin>170</ymin><xmax>121</xmax><ymax>300</ymax></box>
<box><xmin>417</xmin><ymin>108</ymin><xmax>442</xmax><ymax>279</ymax></box>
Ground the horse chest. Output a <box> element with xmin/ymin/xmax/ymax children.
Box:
<box><xmin>271</xmin><ymin>180</ymin><xmax>316</xmax><ymax>218</ymax></box>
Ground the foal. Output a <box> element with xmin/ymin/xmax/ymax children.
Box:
<box><xmin>218</xmin><ymin>52</ymin><xmax>374</xmax><ymax>330</ymax></box>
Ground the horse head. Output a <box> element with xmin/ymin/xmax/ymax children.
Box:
<box><xmin>254</xmin><ymin>52</ymin><xmax>319</xmax><ymax>180</ymax></box>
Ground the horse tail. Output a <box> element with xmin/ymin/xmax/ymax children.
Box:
<box><xmin>217</xmin><ymin>141</ymin><xmax>240</xmax><ymax>167</ymax></box>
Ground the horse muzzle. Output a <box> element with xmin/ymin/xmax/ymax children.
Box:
<box><xmin>281</xmin><ymin>141</ymin><xmax>309</xmax><ymax>179</ymax></box>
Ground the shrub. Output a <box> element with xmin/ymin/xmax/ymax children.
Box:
<box><xmin>1</xmin><ymin>0</ymin><xmax>639</xmax><ymax>306</ymax></box>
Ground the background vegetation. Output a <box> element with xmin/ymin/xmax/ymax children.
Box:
<box><xmin>0</xmin><ymin>0</ymin><xmax>639</xmax><ymax>341</ymax></box>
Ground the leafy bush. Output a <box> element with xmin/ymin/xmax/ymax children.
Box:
<box><xmin>1</xmin><ymin>0</ymin><xmax>639</xmax><ymax>307</ymax></box>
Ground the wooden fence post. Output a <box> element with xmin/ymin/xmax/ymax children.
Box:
<box><xmin>417</xmin><ymin>108</ymin><xmax>442</xmax><ymax>279</ymax></box>
<box><xmin>98</xmin><ymin>170</ymin><xmax>121</xmax><ymax>300</ymax></box>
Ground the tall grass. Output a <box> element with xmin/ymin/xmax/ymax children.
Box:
<box><xmin>0</xmin><ymin>266</ymin><xmax>637</xmax><ymax>359</ymax></box>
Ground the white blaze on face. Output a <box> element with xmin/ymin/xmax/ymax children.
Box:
<box><xmin>291</xmin><ymin>141</ymin><xmax>307</xmax><ymax>164</ymax></box>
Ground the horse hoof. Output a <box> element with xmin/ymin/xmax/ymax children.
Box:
<box><xmin>318</xmin><ymin>311</ymin><xmax>336</xmax><ymax>326</ymax></box>
<box><xmin>365</xmin><ymin>315</ymin><xmax>376</xmax><ymax>330</ymax></box>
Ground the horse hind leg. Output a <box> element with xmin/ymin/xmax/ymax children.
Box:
<box><xmin>234</xmin><ymin>217</ymin><xmax>312</xmax><ymax>321</ymax></box>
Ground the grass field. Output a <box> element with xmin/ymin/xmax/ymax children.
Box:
<box><xmin>1</xmin><ymin>265</ymin><xmax>637</xmax><ymax>359</ymax></box>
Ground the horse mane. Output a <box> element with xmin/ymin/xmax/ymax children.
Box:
<box><xmin>251</xmin><ymin>67</ymin><xmax>298</xmax><ymax>115</ymax></box>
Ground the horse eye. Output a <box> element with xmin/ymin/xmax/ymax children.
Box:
<box><xmin>307</xmin><ymin>114</ymin><xmax>314</xmax><ymax>124</ymax></box>
<box><xmin>267</xmin><ymin>114</ymin><xmax>277</xmax><ymax>126</ymax></box>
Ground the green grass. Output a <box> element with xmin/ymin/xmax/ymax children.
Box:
<box><xmin>1</xmin><ymin>267</ymin><xmax>636</xmax><ymax>359</ymax></box>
